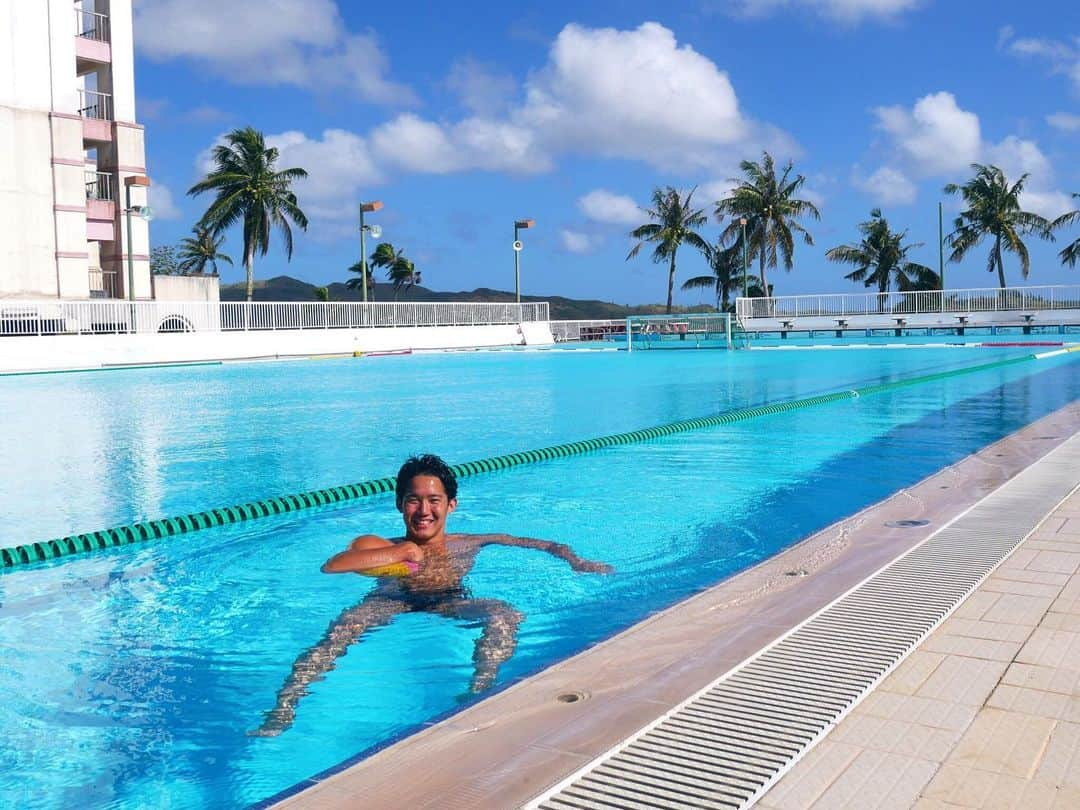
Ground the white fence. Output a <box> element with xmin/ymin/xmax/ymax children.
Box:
<box><xmin>736</xmin><ymin>285</ymin><xmax>1080</xmax><ymax>320</ymax></box>
<box><xmin>0</xmin><ymin>300</ymin><xmax>550</xmax><ymax>337</ymax></box>
<box><xmin>549</xmin><ymin>319</ymin><xmax>623</xmax><ymax>341</ymax></box>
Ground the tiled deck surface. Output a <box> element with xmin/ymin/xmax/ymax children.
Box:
<box><xmin>758</xmin><ymin>487</ymin><xmax>1080</xmax><ymax>810</ymax></box>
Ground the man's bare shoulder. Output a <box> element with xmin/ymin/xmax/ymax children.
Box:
<box><xmin>446</xmin><ymin>533</ymin><xmax>503</xmax><ymax>546</ymax></box>
<box><xmin>347</xmin><ymin>534</ymin><xmax>399</xmax><ymax>551</ymax></box>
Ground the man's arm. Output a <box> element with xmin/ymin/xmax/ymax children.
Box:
<box><xmin>477</xmin><ymin>534</ymin><xmax>613</xmax><ymax>574</ymax></box>
<box><xmin>321</xmin><ymin>535</ymin><xmax>423</xmax><ymax>574</ymax></box>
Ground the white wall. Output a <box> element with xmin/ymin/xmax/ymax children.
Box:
<box><xmin>0</xmin><ymin>108</ymin><xmax>58</xmax><ymax>297</ymax></box>
<box><xmin>0</xmin><ymin>323</ymin><xmax>556</xmax><ymax>373</ymax></box>
<box><xmin>152</xmin><ymin>274</ymin><xmax>221</xmax><ymax>302</ymax></box>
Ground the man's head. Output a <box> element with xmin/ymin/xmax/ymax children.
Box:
<box><xmin>395</xmin><ymin>455</ymin><xmax>458</xmax><ymax>543</ymax></box>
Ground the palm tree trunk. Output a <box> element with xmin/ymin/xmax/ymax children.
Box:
<box><xmin>666</xmin><ymin>252</ymin><xmax>676</xmax><ymax>314</ymax></box>
<box><xmin>244</xmin><ymin>244</ymin><xmax>255</xmax><ymax>302</ymax></box>
<box><xmin>994</xmin><ymin>236</ymin><xmax>1006</xmax><ymax>290</ymax></box>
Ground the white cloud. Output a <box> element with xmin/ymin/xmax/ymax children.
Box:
<box><xmin>517</xmin><ymin>22</ymin><xmax>752</xmax><ymax>171</ymax></box>
<box><xmin>365</xmin><ymin>22</ymin><xmax>787</xmax><ymax>176</ymax></box>
<box><xmin>859</xmin><ymin>92</ymin><xmax>1072</xmax><ymax>213</ymax></box>
<box><xmin>559</xmin><ymin>230</ymin><xmax>604</xmax><ymax>254</ymax></box>
<box><xmin>698</xmin><ymin>179</ymin><xmax>738</xmax><ymax>205</ymax></box>
<box><xmin>730</xmin><ymin>0</ymin><xmax>923</xmax><ymax>23</ymax></box>
<box><xmin>147</xmin><ymin>182</ymin><xmax>181</xmax><ymax>220</ymax></box>
<box><xmin>984</xmin><ymin>136</ymin><xmax>1074</xmax><ymax>219</ymax></box>
<box><xmin>578</xmin><ymin>190</ymin><xmax>641</xmax><ymax>225</ymax></box>
<box><xmin>1047</xmin><ymin>112</ymin><xmax>1080</xmax><ymax>132</ymax></box>
<box><xmin>134</xmin><ymin>0</ymin><xmax>415</xmax><ymax>104</ymax></box>
<box><xmin>370</xmin><ymin>114</ymin><xmax>548</xmax><ymax>174</ymax></box>
<box><xmin>853</xmin><ymin>166</ymin><xmax>917</xmax><ymax>205</ymax></box>
<box><xmin>873</xmin><ymin>92</ymin><xmax>981</xmax><ymax>175</ymax></box>
<box><xmin>267</xmin><ymin>130</ymin><xmax>383</xmax><ymax>220</ymax></box>
<box><xmin>1001</xmin><ymin>31</ymin><xmax>1080</xmax><ymax>93</ymax></box>
<box><xmin>445</xmin><ymin>58</ymin><xmax>517</xmax><ymax>116</ymax></box>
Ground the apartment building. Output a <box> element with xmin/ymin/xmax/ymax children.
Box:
<box><xmin>0</xmin><ymin>0</ymin><xmax>150</xmax><ymax>300</ymax></box>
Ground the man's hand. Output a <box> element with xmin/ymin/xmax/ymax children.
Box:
<box><xmin>398</xmin><ymin>541</ymin><xmax>424</xmax><ymax>565</ymax></box>
<box><xmin>570</xmin><ymin>558</ymin><xmax>614</xmax><ymax>574</ymax></box>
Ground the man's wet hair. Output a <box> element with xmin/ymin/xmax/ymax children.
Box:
<box><xmin>395</xmin><ymin>454</ymin><xmax>458</xmax><ymax>508</ymax></box>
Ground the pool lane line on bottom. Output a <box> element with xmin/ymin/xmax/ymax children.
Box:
<box><xmin>0</xmin><ymin>350</ymin><xmax>1067</xmax><ymax>571</ymax></box>
<box><xmin>0</xmin><ymin>360</ymin><xmax>224</xmax><ymax>378</ymax></box>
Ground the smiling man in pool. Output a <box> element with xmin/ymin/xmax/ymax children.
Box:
<box><xmin>253</xmin><ymin>454</ymin><xmax>612</xmax><ymax>736</ymax></box>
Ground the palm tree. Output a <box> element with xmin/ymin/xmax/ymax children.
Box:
<box><xmin>369</xmin><ymin>243</ymin><xmax>421</xmax><ymax>300</ymax></box>
<box><xmin>626</xmin><ymin>186</ymin><xmax>710</xmax><ymax>314</ymax></box>
<box><xmin>1052</xmin><ymin>193</ymin><xmax>1080</xmax><ymax>267</ymax></box>
<box><xmin>714</xmin><ymin>151</ymin><xmax>820</xmax><ymax>297</ymax></box>
<box><xmin>345</xmin><ymin>261</ymin><xmax>377</xmax><ymax>300</ymax></box>
<box><xmin>176</xmin><ymin>225</ymin><xmax>233</xmax><ymax>276</ymax></box>
<box><xmin>681</xmin><ymin>240</ymin><xmax>761</xmax><ymax>312</ymax></box>
<box><xmin>388</xmin><ymin>262</ymin><xmax>422</xmax><ymax>299</ymax></box>
<box><xmin>826</xmin><ymin>209</ymin><xmax>938</xmax><ymax>309</ymax></box>
<box><xmin>188</xmin><ymin>126</ymin><xmax>309</xmax><ymax>301</ymax></box>
<box><xmin>944</xmin><ymin>163</ymin><xmax>1053</xmax><ymax>289</ymax></box>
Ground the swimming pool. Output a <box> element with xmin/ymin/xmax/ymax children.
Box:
<box><xmin>1</xmin><ymin>347</ymin><xmax>1079</xmax><ymax>808</ymax></box>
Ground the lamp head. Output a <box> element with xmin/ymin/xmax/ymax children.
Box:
<box><xmin>368</xmin><ymin>224</ymin><xmax>382</xmax><ymax>239</ymax></box>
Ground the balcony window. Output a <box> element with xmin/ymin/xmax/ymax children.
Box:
<box><xmin>75</xmin><ymin>8</ymin><xmax>110</xmax><ymax>42</ymax></box>
<box><xmin>77</xmin><ymin>89</ymin><xmax>113</xmax><ymax>121</ymax></box>
<box><xmin>89</xmin><ymin>269</ymin><xmax>121</xmax><ymax>299</ymax></box>
<box><xmin>85</xmin><ymin>171</ymin><xmax>113</xmax><ymax>201</ymax></box>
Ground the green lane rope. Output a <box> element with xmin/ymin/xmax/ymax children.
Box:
<box><xmin>0</xmin><ymin>352</ymin><xmax>1055</xmax><ymax>571</ymax></box>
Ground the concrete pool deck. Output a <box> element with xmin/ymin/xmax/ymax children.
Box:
<box><xmin>275</xmin><ymin>402</ymin><xmax>1080</xmax><ymax>810</ymax></box>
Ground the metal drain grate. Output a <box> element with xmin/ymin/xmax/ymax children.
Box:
<box><xmin>528</xmin><ymin>437</ymin><xmax>1080</xmax><ymax>810</ymax></box>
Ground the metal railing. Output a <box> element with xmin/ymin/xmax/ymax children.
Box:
<box><xmin>88</xmin><ymin>270</ymin><xmax>120</xmax><ymax>299</ymax></box>
<box><xmin>75</xmin><ymin>8</ymin><xmax>110</xmax><ymax>42</ymax></box>
<box><xmin>77</xmin><ymin>89</ymin><xmax>112</xmax><ymax>121</ymax></box>
<box><xmin>549</xmin><ymin>319</ymin><xmax>623</xmax><ymax>341</ymax></box>
<box><xmin>736</xmin><ymin>285</ymin><xmax>1080</xmax><ymax>320</ymax></box>
<box><xmin>85</xmin><ymin>171</ymin><xmax>113</xmax><ymax>201</ymax></box>
<box><xmin>0</xmin><ymin>300</ymin><xmax>550</xmax><ymax>337</ymax></box>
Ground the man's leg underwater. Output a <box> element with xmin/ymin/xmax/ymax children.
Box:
<box><xmin>251</xmin><ymin>595</ymin><xmax>409</xmax><ymax>736</ymax></box>
<box><xmin>435</xmin><ymin>598</ymin><xmax>524</xmax><ymax>693</ymax></box>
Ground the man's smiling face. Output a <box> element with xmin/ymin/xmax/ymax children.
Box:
<box><xmin>399</xmin><ymin>474</ymin><xmax>457</xmax><ymax>544</ymax></box>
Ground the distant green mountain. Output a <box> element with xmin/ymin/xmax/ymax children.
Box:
<box><xmin>219</xmin><ymin>276</ymin><xmax>715</xmax><ymax>320</ymax></box>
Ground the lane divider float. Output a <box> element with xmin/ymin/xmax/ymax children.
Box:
<box><xmin>1</xmin><ymin>350</ymin><xmax>1069</xmax><ymax>571</ymax></box>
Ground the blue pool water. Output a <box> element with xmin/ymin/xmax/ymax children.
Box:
<box><xmin>1</xmin><ymin>347</ymin><xmax>1079</xmax><ymax>808</ymax></box>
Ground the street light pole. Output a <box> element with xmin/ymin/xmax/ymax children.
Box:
<box><xmin>359</xmin><ymin>200</ymin><xmax>384</xmax><ymax>303</ymax></box>
<box><xmin>739</xmin><ymin>217</ymin><xmax>749</xmax><ymax>300</ymax></box>
<box><xmin>513</xmin><ymin>219</ymin><xmax>534</xmax><ymax>303</ymax></box>
<box><xmin>938</xmin><ymin>201</ymin><xmax>945</xmax><ymax>291</ymax></box>
<box><xmin>123</xmin><ymin>175</ymin><xmax>151</xmax><ymax>302</ymax></box>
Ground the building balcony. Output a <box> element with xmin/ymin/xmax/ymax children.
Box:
<box><xmin>75</xmin><ymin>8</ymin><xmax>111</xmax><ymax>68</ymax></box>
<box><xmin>88</xmin><ymin>269</ymin><xmax>121</xmax><ymax>299</ymax></box>
<box><xmin>78</xmin><ymin>89</ymin><xmax>113</xmax><ymax>143</ymax></box>
<box><xmin>86</xmin><ymin>170</ymin><xmax>114</xmax><ymax>202</ymax></box>
<box><xmin>86</xmin><ymin>171</ymin><xmax>117</xmax><ymax>240</ymax></box>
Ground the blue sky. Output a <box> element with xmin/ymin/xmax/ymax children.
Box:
<box><xmin>133</xmin><ymin>0</ymin><xmax>1079</xmax><ymax>305</ymax></box>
